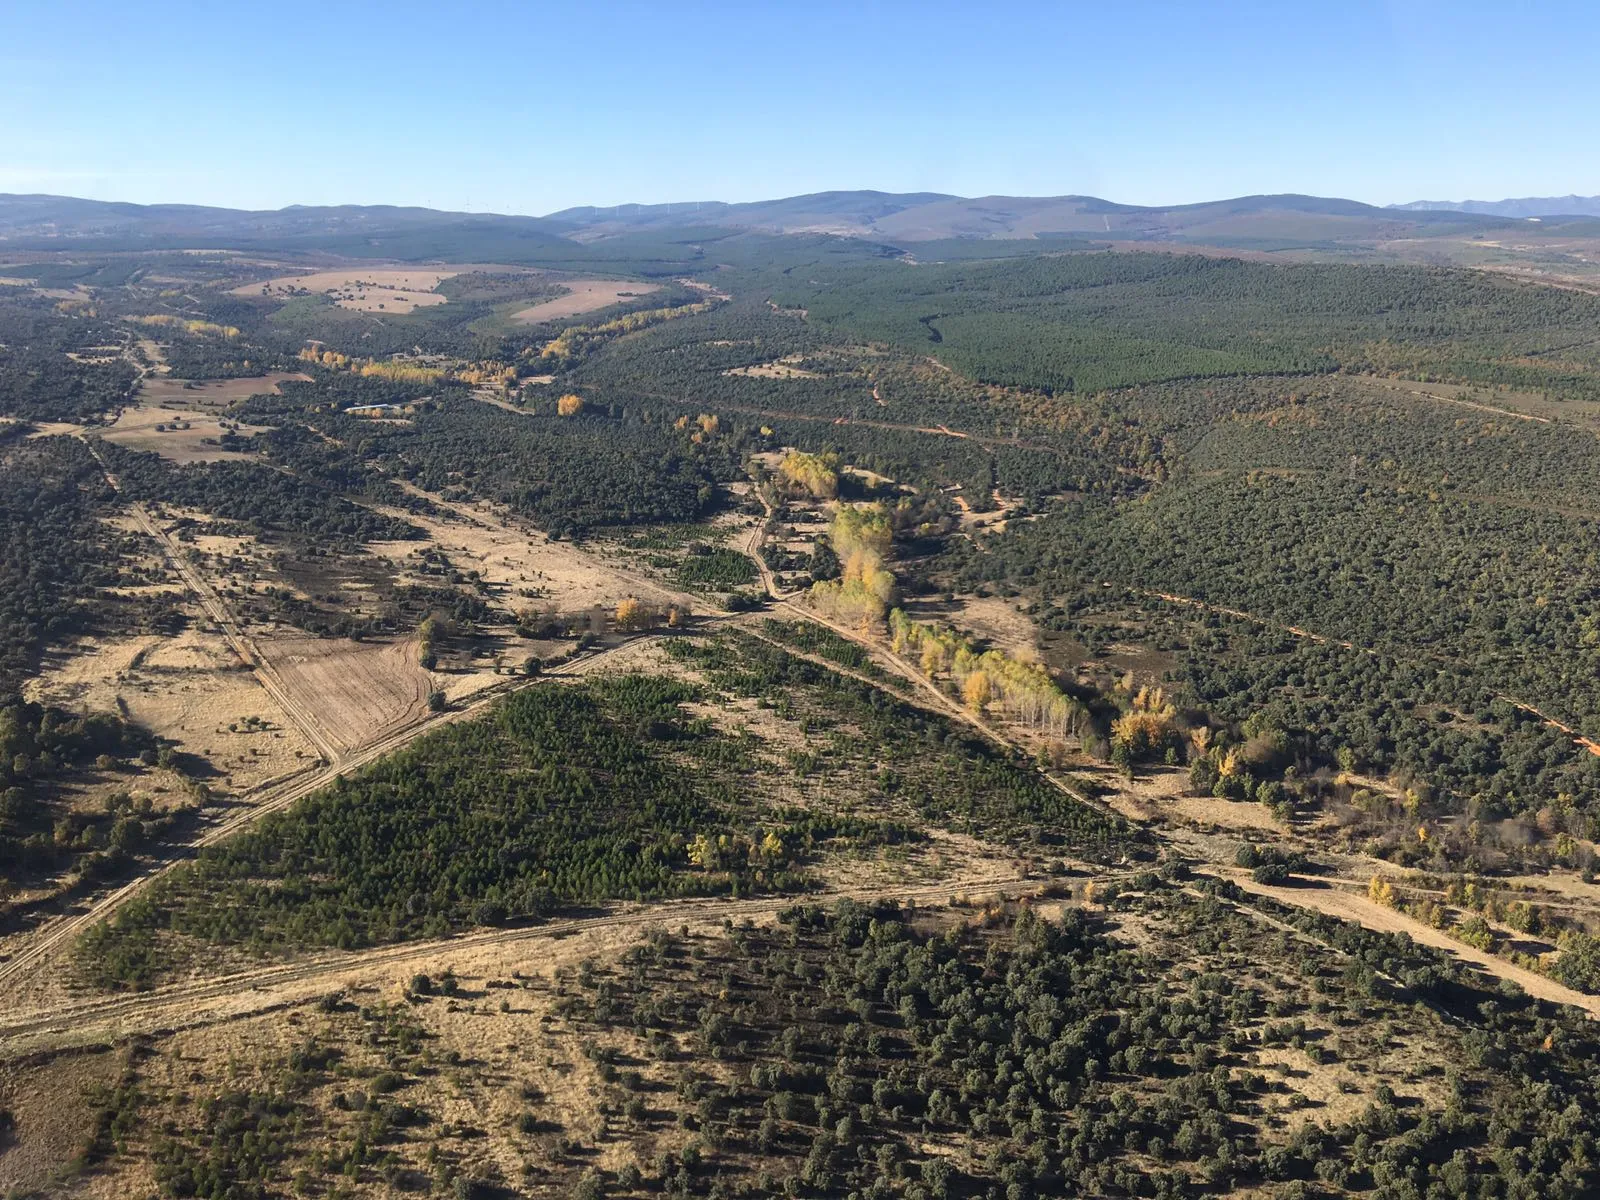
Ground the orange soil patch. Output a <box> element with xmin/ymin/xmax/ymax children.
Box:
<box><xmin>509</xmin><ymin>279</ymin><xmax>659</xmax><ymax>323</ymax></box>
<box><xmin>259</xmin><ymin>633</ymin><xmax>433</xmax><ymax>756</ymax></box>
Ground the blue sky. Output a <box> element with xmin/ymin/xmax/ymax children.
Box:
<box><xmin>4</xmin><ymin>0</ymin><xmax>1598</xmax><ymax>213</ymax></box>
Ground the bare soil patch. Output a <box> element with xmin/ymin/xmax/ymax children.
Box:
<box><xmin>257</xmin><ymin>633</ymin><xmax>432</xmax><ymax>756</ymax></box>
<box><xmin>136</xmin><ymin>371</ymin><xmax>308</xmax><ymax>407</ymax></box>
<box><xmin>509</xmin><ymin>279</ymin><xmax>658</xmax><ymax>324</ymax></box>
<box><xmin>232</xmin><ymin>269</ymin><xmax>458</xmax><ymax>313</ymax></box>
<box><xmin>25</xmin><ymin>627</ymin><xmax>317</xmax><ymax>792</ymax></box>
<box><xmin>373</xmin><ymin>491</ymin><xmax>700</xmax><ymax>617</ymax></box>
<box><xmin>0</xmin><ymin>1048</ymin><xmax>120</xmax><ymax>1197</ymax></box>
<box><xmin>943</xmin><ymin>594</ymin><xmax>1040</xmax><ymax>659</ymax></box>
<box><xmin>724</xmin><ymin>354</ymin><xmax>820</xmax><ymax>379</ymax></box>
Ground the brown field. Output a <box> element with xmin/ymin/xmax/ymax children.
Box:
<box><xmin>99</xmin><ymin>404</ymin><xmax>271</xmax><ymax>463</ymax></box>
<box><xmin>509</xmin><ymin>279</ymin><xmax>658</xmax><ymax>323</ymax></box>
<box><xmin>260</xmin><ymin>633</ymin><xmax>433</xmax><ymax>756</ymax></box>
<box><xmin>372</xmin><ymin>489</ymin><xmax>701</xmax><ymax>616</ymax></box>
<box><xmin>136</xmin><ymin>370</ymin><xmax>309</xmax><ymax>406</ymax></box>
<box><xmin>24</xmin><ymin>421</ymin><xmax>87</xmax><ymax>439</ymax></box>
<box><xmin>941</xmin><ymin>593</ymin><xmax>1040</xmax><ymax>659</ymax></box>
<box><xmin>24</xmin><ymin>626</ymin><xmax>317</xmax><ymax>792</ymax></box>
<box><xmin>231</xmin><ymin>269</ymin><xmax>458</xmax><ymax>313</ymax></box>
<box><xmin>0</xmin><ymin>1050</ymin><xmax>122</xmax><ymax>1197</ymax></box>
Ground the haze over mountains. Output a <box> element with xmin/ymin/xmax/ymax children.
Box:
<box><xmin>1390</xmin><ymin>194</ymin><xmax>1600</xmax><ymax>218</ymax></box>
<box><xmin>4</xmin><ymin>189</ymin><xmax>1599</xmax><ymax>260</ymax></box>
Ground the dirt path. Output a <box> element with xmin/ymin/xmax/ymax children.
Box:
<box><xmin>1232</xmin><ymin>874</ymin><xmax>1600</xmax><ymax>1018</ymax></box>
<box><xmin>1129</xmin><ymin>584</ymin><xmax>1600</xmax><ymax>759</ymax></box>
<box><xmin>735</xmin><ymin>505</ymin><xmax>1600</xmax><ymax>1017</ymax></box>
<box><xmin>562</xmin><ymin>387</ymin><xmax>1076</xmax><ymax>459</ymax></box>
<box><xmin>1357</xmin><ymin>374</ymin><xmax>1554</xmax><ymax>424</ymax></box>
<box><xmin>0</xmin><ymin>870</ymin><xmax>1026</xmax><ymax>1056</ymax></box>
<box><xmin>82</xmin><ymin>438</ymin><xmax>344</xmax><ymax>764</ymax></box>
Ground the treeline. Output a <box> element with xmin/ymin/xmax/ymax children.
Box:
<box><xmin>0</xmin><ymin>698</ymin><xmax>162</xmax><ymax>882</ymax></box>
<box><xmin>663</xmin><ymin>632</ymin><xmax>1131</xmax><ymax>852</ymax></box>
<box><xmin>99</xmin><ymin>442</ymin><xmax>423</xmax><ymax>544</ymax></box>
<box><xmin>352</xmin><ymin>399</ymin><xmax>742</xmax><ymax>537</ymax></box>
<box><xmin>0</xmin><ymin>297</ymin><xmax>137</xmax><ymax>420</ymax></box>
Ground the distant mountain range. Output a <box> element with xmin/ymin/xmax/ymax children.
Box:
<box><xmin>4</xmin><ymin>189</ymin><xmax>1598</xmax><ymax>260</ymax></box>
<box><xmin>543</xmin><ymin>190</ymin><xmax>1525</xmax><ymax>244</ymax></box>
<box><xmin>1389</xmin><ymin>195</ymin><xmax>1600</xmax><ymax>219</ymax></box>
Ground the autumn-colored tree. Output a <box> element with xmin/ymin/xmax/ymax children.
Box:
<box><xmin>963</xmin><ymin>671</ymin><xmax>992</xmax><ymax>713</ymax></box>
<box><xmin>889</xmin><ymin>608</ymin><xmax>1087</xmax><ymax>740</ymax></box>
<box><xmin>778</xmin><ymin>450</ymin><xmax>839</xmax><ymax>499</ymax></box>
<box><xmin>557</xmin><ymin>393</ymin><xmax>585</xmax><ymax>417</ymax></box>
<box><xmin>615</xmin><ymin>597</ymin><xmax>659</xmax><ymax>631</ymax></box>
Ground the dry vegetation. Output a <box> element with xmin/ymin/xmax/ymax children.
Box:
<box><xmin>232</xmin><ymin>270</ymin><xmax>461</xmax><ymax>313</ymax></box>
<box><xmin>24</xmin><ymin>626</ymin><xmax>317</xmax><ymax>792</ymax></box>
<box><xmin>509</xmin><ymin>280</ymin><xmax>659</xmax><ymax>324</ymax></box>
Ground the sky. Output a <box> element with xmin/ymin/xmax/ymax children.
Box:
<box><xmin>5</xmin><ymin>0</ymin><xmax>1599</xmax><ymax>214</ymax></box>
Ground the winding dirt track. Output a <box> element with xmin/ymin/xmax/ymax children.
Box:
<box><xmin>9</xmin><ymin>442</ymin><xmax>1600</xmax><ymax>1057</ymax></box>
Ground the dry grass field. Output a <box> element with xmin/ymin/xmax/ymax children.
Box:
<box><xmin>231</xmin><ymin>269</ymin><xmax>458</xmax><ymax>313</ymax></box>
<box><xmin>135</xmin><ymin>371</ymin><xmax>309</xmax><ymax>406</ymax></box>
<box><xmin>99</xmin><ymin>405</ymin><xmax>271</xmax><ymax>464</ymax></box>
<box><xmin>24</xmin><ymin>627</ymin><xmax>318</xmax><ymax>792</ymax></box>
<box><xmin>722</xmin><ymin>354</ymin><xmax>820</xmax><ymax>379</ymax></box>
<box><xmin>373</xmin><ymin>490</ymin><xmax>701</xmax><ymax>616</ymax></box>
<box><xmin>509</xmin><ymin>279</ymin><xmax>658</xmax><ymax>323</ymax></box>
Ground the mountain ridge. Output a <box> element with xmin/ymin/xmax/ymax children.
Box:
<box><xmin>1390</xmin><ymin>194</ymin><xmax>1600</xmax><ymax>218</ymax></box>
<box><xmin>6</xmin><ymin>189</ymin><xmax>1597</xmax><ymax>259</ymax></box>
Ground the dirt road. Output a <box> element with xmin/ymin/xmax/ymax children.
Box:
<box><xmin>0</xmin><ymin>871</ymin><xmax>1026</xmax><ymax>1056</ymax></box>
<box><xmin>1233</xmin><ymin>874</ymin><xmax>1600</xmax><ymax>1018</ymax></box>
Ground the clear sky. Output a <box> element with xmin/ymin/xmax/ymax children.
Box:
<box><xmin>5</xmin><ymin>0</ymin><xmax>1598</xmax><ymax>214</ymax></box>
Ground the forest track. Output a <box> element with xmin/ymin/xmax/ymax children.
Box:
<box><xmin>1126</xmin><ymin>584</ymin><xmax>1600</xmax><ymax>759</ymax></box>
<box><xmin>0</xmin><ymin>871</ymin><xmax>1028</xmax><ymax>1055</ymax></box>
<box><xmin>481</xmin><ymin>385</ymin><xmax>1071</xmax><ymax>460</ymax></box>
<box><xmin>1228</xmin><ymin>872</ymin><xmax>1600</xmax><ymax>1018</ymax></box>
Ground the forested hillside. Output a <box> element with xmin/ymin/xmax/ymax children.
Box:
<box><xmin>770</xmin><ymin>253</ymin><xmax>1600</xmax><ymax>397</ymax></box>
